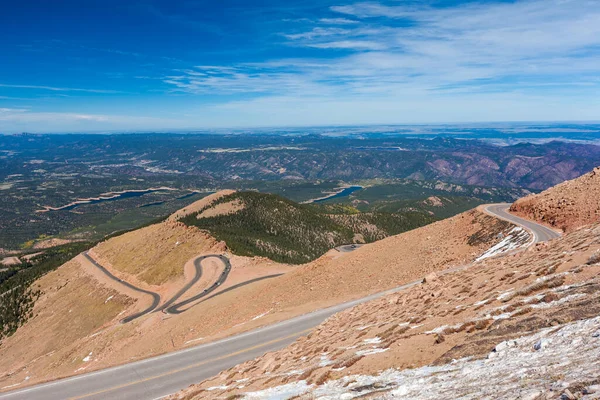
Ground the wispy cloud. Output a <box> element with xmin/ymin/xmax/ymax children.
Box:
<box><xmin>319</xmin><ymin>18</ymin><xmax>360</xmax><ymax>25</ymax></box>
<box><xmin>330</xmin><ymin>3</ymin><xmax>418</xmax><ymax>18</ymax></box>
<box><xmin>0</xmin><ymin>107</ymin><xmax>28</xmax><ymax>113</ymax></box>
<box><xmin>0</xmin><ymin>107</ymin><xmax>179</xmax><ymax>133</ymax></box>
<box><xmin>7</xmin><ymin>0</ymin><xmax>600</xmax><ymax>130</ymax></box>
<box><xmin>307</xmin><ymin>40</ymin><xmax>386</xmax><ymax>50</ymax></box>
<box><xmin>0</xmin><ymin>84</ymin><xmax>122</xmax><ymax>94</ymax></box>
<box><xmin>163</xmin><ymin>0</ymin><xmax>600</xmax><ymax>100</ymax></box>
<box><xmin>283</xmin><ymin>27</ymin><xmax>351</xmax><ymax>40</ymax></box>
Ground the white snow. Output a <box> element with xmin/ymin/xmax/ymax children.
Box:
<box><xmin>356</xmin><ymin>324</ymin><xmax>374</xmax><ymax>331</ymax></box>
<box><xmin>206</xmin><ymin>385</ymin><xmax>229</xmax><ymax>391</ymax></box>
<box><xmin>362</xmin><ymin>337</ymin><xmax>382</xmax><ymax>344</ymax></box>
<box><xmin>473</xmin><ymin>298</ymin><xmax>492</xmax><ymax>307</ymax></box>
<box><xmin>476</xmin><ymin>227</ymin><xmax>530</xmax><ymax>261</ymax></box>
<box><xmin>185</xmin><ymin>337</ymin><xmax>205</xmax><ymax>344</ymax></box>
<box><xmin>425</xmin><ymin>324</ymin><xmax>461</xmax><ymax>334</ymax></box>
<box><xmin>319</xmin><ymin>354</ymin><xmax>332</xmax><ymax>367</ymax></box>
<box><xmin>530</xmin><ymin>293</ymin><xmax>587</xmax><ymax>309</ymax></box>
<box><xmin>244</xmin><ymin>381</ymin><xmax>312</xmax><ymax>399</ymax></box>
<box><xmin>283</xmin><ymin>370</ymin><xmax>304</xmax><ymax>376</ymax></box>
<box><xmin>497</xmin><ymin>289</ymin><xmax>514</xmax><ymax>301</ymax></box>
<box><xmin>252</xmin><ymin>310</ymin><xmax>272</xmax><ymax>321</ymax></box>
<box><xmin>355</xmin><ymin>348</ymin><xmax>389</xmax><ymax>356</ymax></box>
<box><xmin>492</xmin><ymin>313</ymin><xmax>512</xmax><ymax>321</ymax></box>
<box><xmin>240</xmin><ymin>316</ymin><xmax>600</xmax><ymax>399</ymax></box>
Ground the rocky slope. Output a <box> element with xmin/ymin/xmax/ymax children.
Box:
<box><xmin>511</xmin><ymin>167</ymin><xmax>600</xmax><ymax>232</ymax></box>
<box><xmin>172</xmin><ymin>220</ymin><xmax>600</xmax><ymax>400</ymax></box>
<box><xmin>0</xmin><ymin>204</ymin><xmax>512</xmax><ymax>389</ymax></box>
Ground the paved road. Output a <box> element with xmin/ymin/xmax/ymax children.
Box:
<box><xmin>335</xmin><ymin>244</ymin><xmax>364</xmax><ymax>253</ymax></box>
<box><xmin>0</xmin><ymin>205</ymin><xmax>560</xmax><ymax>400</ymax></box>
<box><xmin>163</xmin><ymin>255</ymin><xmax>231</xmax><ymax>314</ymax></box>
<box><xmin>484</xmin><ymin>204</ymin><xmax>561</xmax><ymax>243</ymax></box>
<box><xmin>85</xmin><ymin>253</ymin><xmax>233</xmax><ymax>319</ymax></box>
<box><xmin>83</xmin><ymin>252</ymin><xmax>161</xmax><ymax>323</ymax></box>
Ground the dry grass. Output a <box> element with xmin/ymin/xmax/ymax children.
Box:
<box><xmin>94</xmin><ymin>221</ymin><xmax>218</xmax><ymax>285</ymax></box>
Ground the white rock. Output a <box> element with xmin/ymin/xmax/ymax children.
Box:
<box><xmin>584</xmin><ymin>385</ymin><xmax>600</xmax><ymax>394</ymax></box>
<box><xmin>495</xmin><ymin>340</ymin><xmax>517</xmax><ymax>353</ymax></box>
<box><xmin>520</xmin><ymin>390</ymin><xmax>544</xmax><ymax>400</ymax></box>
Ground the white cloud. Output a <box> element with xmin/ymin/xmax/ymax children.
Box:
<box><xmin>7</xmin><ymin>0</ymin><xmax>600</xmax><ymax>130</ymax></box>
<box><xmin>0</xmin><ymin>108</ymin><xmax>28</xmax><ymax>113</ymax></box>
<box><xmin>164</xmin><ymin>0</ymin><xmax>600</xmax><ymax>103</ymax></box>
<box><xmin>330</xmin><ymin>3</ymin><xmax>417</xmax><ymax>18</ymax></box>
<box><xmin>284</xmin><ymin>27</ymin><xmax>351</xmax><ymax>40</ymax></box>
<box><xmin>307</xmin><ymin>40</ymin><xmax>386</xmax><ymax>50</ymax></box>
<box><xmin>0</xmin><ymin>108</ymin><xmax>179</xmax><ymax>133</ymax></box>
<box><xmin>0</xmin><ymin>84</ymin><xmax>121</xmax><ymax>94</ymax></box>
<box><xmin>319</xmin><ymin>18</ymin><xmax>360</xmax><ymax>25</ymax></box>
<box><xmin>158</xmin><ymin>0</ymin><xmax>600</xmax><ymax>127</ymax></box>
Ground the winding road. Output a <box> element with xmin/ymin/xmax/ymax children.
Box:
<box><xmin>82</xmin><ymin>252</ymin><xmax>161</xmax><ymax>324</ymax></box>
<box><xmin>162</xmin><ymin>255</ymin><xmax>231</xmax><ymax>314</ymax></box>
<box><xmin>484</xmin><ymin>204</ymin><xmax>561</xmax><ymax>243</ymax></box>
<box><xmin>0</xmin><ymin>204</ymin><xmax>561</xmax><ymax>400</ymax></box>
<box><xmin>83</xmin><ymin>253</ymin><xmax>235</xmax><ymax>321</ymax></box>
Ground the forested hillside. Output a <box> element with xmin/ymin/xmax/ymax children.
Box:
<box><xmin>179</xmin><ymin>192</ymin><xmax>435</xmax><ymax>264</ymax></box>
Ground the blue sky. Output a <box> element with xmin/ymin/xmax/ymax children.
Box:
<box><xmin>1</xmin><ymin>0</ymin><xmax>600</xmax><ymax>132</ymax></box>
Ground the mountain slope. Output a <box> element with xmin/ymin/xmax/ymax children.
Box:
<box><xmin>0</xmin><ymin>204</ymin><xmax>513</xmax><ymax>389</ymax></box>
<box><xmin>172</xmin><ymin>211</ymin><xmax>600</xmax><ymax>400</ymax></box>
<box><xmin>511</xmin><ymin>166</ymin><xmax>600</xmax><ymax>232</ymax></box>
<box><xmin>178</xmin><ymin>191</ymin><xmax>435</xmax><ymax>264</ymax></box>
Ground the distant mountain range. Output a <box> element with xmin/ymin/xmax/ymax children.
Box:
<box><xmin>1</xmin><ymin>131</ymin><xmax>599</xmax><ymax>248</ymax></box>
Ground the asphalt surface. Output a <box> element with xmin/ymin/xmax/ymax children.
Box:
<box><xmin>163</xmin><ymin>255</ymin><xmax>231</xmax><ymax>314</ymax></box>
<box><xmin>83</xmin><ymin>252</ymin><xmax>161</xmax><ymax>323</ymax></box>
<box><xmin>85</xmin><ymin>252</ymin><xmax>234</xmax><ymax>319</ymax></box>
<box><xmin>335</xmin><ymin>244</ymin><xmax>364</xmax><ymax>253</ymax></box>
<box><xmin>484</xmin><ymin>203</ymin><xmax>561</xmax><ymax>243</ymax></box>
<box><xmin>0</xmin><ymin>205</ymin><xmax>560</xmax><ymax>400</ymax></box>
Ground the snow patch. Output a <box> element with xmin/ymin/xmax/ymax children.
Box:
<box><xmin>476</xmin><ymin>227</ymin><xmax>530</xmax><ymax>261</ymax></box>
<box><xmin>206</xmin><ymin>385</ymin><xmax>228</xmax><ymax>391</ymax></box>
<box><xmin>356</xmin><ymin>348</ymin><xmax>389</xmax><ymax>356</ymax></box>
<box><xmin>531</xmin><ymin>293</ymin><xmax>587</xmax><ymax>309</ymax></box>
<box><xmin>252</xmin><ymin>310</ymin><xmax>272</xmax><ymax>321</ymax></box>
<box><xmin>319</xmin><ymin>354</ymin><xmax>333</xmax><ymax>367</ymax></box>
<box><xmin>185</xmin><ymin>337</ymin><xmax>205</xmax><ymax>344</ymax></box>
<box><xmin>253</xmin><ymin>316</ymin><xmax>600</xmax><ymax>399</ymax></box>
<box><xmin>82</xmin><ymin>352</ymin><xmax>92</xmax><ymax>362</ymax></box>
<box><xmin>497</xmin><ymin>289</ymin><xmax>514</xmax><ymax>301</ymax></box>
<box><xmin>243</xmin><ymin>381</ymin><xmax>312</xmax><ymax>399</ymax></box>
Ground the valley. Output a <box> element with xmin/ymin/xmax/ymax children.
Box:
<box><xmin>3</xmin><ymin>131</ymin><xmax>597</xmax><ymax>250</ymax></box>
<box><xmin>1</xmin><ymin>131</ymin><xmax>600</xmax><ymax>400</ymax></box>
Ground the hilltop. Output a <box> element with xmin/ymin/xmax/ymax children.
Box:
<box><xmin>178</xmin><ymin>191</ymin><xmax>435</xmax><ymax>264</ymax></box>
<box><xmin>511</xmin><ymin>167</ymin><xmax>600</xmax><ymax>232</ymax></box>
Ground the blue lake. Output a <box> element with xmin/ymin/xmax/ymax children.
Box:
<box><xmin>51</xmin><ymin>189</ymin><xmax>166</xmax><ymax>211</ymax></box>
<box><xmin>313</xmin><ymin>186</ymin><xmax>363</xmax><ymax>203</ymax></box>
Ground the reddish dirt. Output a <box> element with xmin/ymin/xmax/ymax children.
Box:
<box><xmin>173</xmin><ymin>221</ymin><xmax>600</xmax><ymax>400</ymax></box>
<box><xmin>511</xmin><ymin>166</ymin><xmax>600</xmax><ymax>232</ymax></box>
<box><xmin>0</xmin><ymin>207</ymin><xmax>513</xmax><ymax>390</ymax></box>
